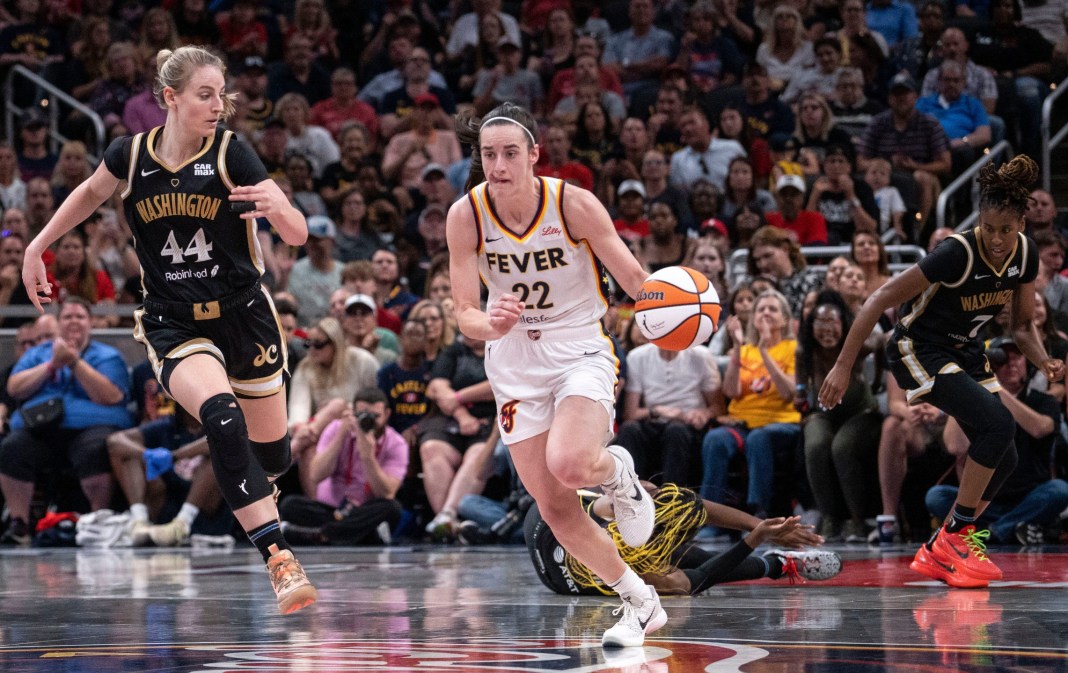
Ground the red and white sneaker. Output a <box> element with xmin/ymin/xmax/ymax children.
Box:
<box><xmin>931</xmin><ymin>524</ymin><xmax>1002</xmax><ymax>581</ymax></box>
<box><xmin>910</xmin><ymin>542</ymin><xmax>989</xmax><ymax>589</ymax></box>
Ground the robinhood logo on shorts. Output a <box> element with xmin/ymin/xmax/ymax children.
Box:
<box><xmin>253</xmin><ymin>343</ymin><xmax>279</xmax><ymax>367</ymax></box>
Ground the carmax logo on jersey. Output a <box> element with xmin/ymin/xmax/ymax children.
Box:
<box><xmin>164</xmin><ymin>268</ymin><xmax>210</xmax><ymax>281</ymax></box>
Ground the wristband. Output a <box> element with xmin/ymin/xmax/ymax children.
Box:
<box><xmin>454</xmin><ymin>391</ymin><xmax>463</xmax><ymax>405</ymax></box>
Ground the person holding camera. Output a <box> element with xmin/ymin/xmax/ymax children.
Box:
<box><xmin>278</xmin><ymin>387</ymin><xmax>408</xmax><ymax>546</ymax></box>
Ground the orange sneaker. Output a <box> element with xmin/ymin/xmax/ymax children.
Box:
<box><xmin>931</xmin><ymin>525</ymin><xmax>1002</xmax><ymax>581</ymax></box>
<box><xmin>266</xmin><ymin>544</ymin><xmax>318</xmax><ymax>615</ymax></box>
<box><xmin>913</xmin><ymin>591</ymin><xmax>1003</xmax><ymax>665</ymax></box>
<box><xmin>910</xmin><ymin>543</ymin><xmax>988</xmax><ymax>588</ymax></box>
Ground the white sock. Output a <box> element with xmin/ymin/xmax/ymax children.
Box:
<box><xmin>601</xmin><ymin>450</ymin><xmax>624</xmax><ymax>489</ymax></box>
<box><xmin>607</xmin><ymin>567</ymin><xmax>647</xmax><ymax>603</ymax></box>
<box><xmin>130</xmin><ymin>503</ymin><xmax>149</xmax><ymax>523</ymax></box>
<box><xmin>176</xmin><ymin>503</ymin><xmax>199</xmax><ymax>527</ymax></box>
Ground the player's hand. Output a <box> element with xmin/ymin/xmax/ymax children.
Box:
<box><xmin>21</xmin><ymin>245</ymin><xmax>50</xmax><ymax>311</ymax></box>
<box><xmin>1043</xmin><ymin>358</ymin><xmax>1065</xmax><ymax>383</ymax></box>
<box><xmin>817</xmin><ymin>363</ymin><xmax>849</xmax><ymax>409</ymax></box>
<box><xmin>229</xmin><ymin>185</ymin><xmax>285</xmax><ymax>221</ymax></box>
<box><xmin>488</xmin><ymin>293</ymin><xmax>523</xmax><ymax>336</ymax></box>
<box><xmin>770</xmin><ymin>521</ymin><xmax>824</xmax><ymax>548</ymax></box>
<box><xmin>747</xmin><ymin>516</ymin><xmax>797</xmax><ymax>548</ymax></box>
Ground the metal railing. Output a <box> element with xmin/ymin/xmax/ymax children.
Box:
<box><xmin>1042</xmin><ymin>75</ymin><xmax>1068</xmax><ymax>193</ymax></box>
<box><xmin>935</xmin><ymin>140</ymin><xmax>1013</xmax><ymax>232</ymax></box>
<box><xmin>727</xmin><ymin>244</ymin><xmax>926</xmax><ymax>286</ymax></box>
<box><xmin>3</xmin><ymin>64</ymin><xmax>106</xmax><ymax>162</ymax></box>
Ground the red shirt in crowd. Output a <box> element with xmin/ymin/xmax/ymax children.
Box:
<box><xmin>536</xmin><ymin>161</ymin><xmax>594</xmax><ymax>192</ymax></box>
<box><xmin>766</xmin><ymin>210</ymin><xmax>828</xmax><ymax>246</ymax></box>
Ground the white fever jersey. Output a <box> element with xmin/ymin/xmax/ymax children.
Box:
<box><xmin>471</xmin><ymin>176</ymin><xmax>611</xmax><ymax>334</ymax></box>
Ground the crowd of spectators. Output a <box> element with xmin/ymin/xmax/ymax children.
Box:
<box><xmin>0</xmin><ymin>0</ymin><xmax>1067</xmax><ymax>547</ymax></box>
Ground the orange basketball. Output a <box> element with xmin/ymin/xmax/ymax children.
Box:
<box><xmin>634</xmin><ymin>266</ymin><xmax>721</xmax><ymax>351</ymax></box>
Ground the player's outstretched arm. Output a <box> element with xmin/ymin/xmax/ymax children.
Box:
<box><xmin>23</xmin><ymin>162</ymin><xmax>121</xmax><ymax>309</ymax></box>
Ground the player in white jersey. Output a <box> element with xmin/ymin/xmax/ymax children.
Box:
<box><xmin>446</xmin><ymin>103</ymin><xmax>664</xmax><ymax>648</ymax></box>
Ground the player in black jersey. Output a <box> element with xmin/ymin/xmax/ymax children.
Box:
<box><xmin>21</xmin><ymin>45</ymin><xmax>317</xmax><ymax>614</ymax></box>
<box><xmin>819</xmin><ymin>156</ymin><xmax>1064</xmax><ymax>588</ymax></box>
<box><xmin>524</xmin><ymin>483</ymin><xmax>839</xmax><ymax>598</ymax></box>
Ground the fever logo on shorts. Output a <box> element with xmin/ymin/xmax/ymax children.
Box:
<box><xmin>499</xmin><ymin>400</ymin><xmax>519</xmax><ymax>434</ymax></box>
<box><xmin>253</xmin><ymin>343</ymin><xmax>279</xmax><ymax>367</ymax></box>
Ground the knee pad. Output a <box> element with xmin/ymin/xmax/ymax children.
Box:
<box><xmin>250</xmin><ymin>435</ymin><xmax>292</xmax><ymax>477</ymax></box>
<box><xmin>199</xmin><ymin>394</ymin><xmax>271</xmax><ymax>509</ymax></box>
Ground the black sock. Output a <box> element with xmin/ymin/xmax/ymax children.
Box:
<box><xmin>945</xmin><ymin>505</ymin><xmax>977</xmax><ymax>534</ymax></box>
<box><xmin>764</xmin><ymin>553</ymin><xmax>785</xmax><ymax>579</ymax></box>
<box><xmin>247</xmin><ymin>521</ymin><xmax>289</xmax><ymax>563</ymax></box>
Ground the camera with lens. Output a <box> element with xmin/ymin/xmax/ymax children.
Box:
<box><xmin>356</xmin><ymin>411</ymin><xmax>377</xmax><ymax>432</ymax></box>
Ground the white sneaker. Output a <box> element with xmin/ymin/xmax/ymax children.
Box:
<box><xmin>148</xmin><ymin>519</ymin><xmax>191</xmax><ymax>547</ymax></box>
<box><xmin>603</xmin><ymin>445</ymin><xmax>655</xmax><ymax>547</ymax></box>
<box><xmin>766</xmin><ymin>549</ymin><xmax>842</xmax><ymax>581</ymax></box>
<box><xmin>601</xmin><ymin>585</ymin><xmax>667</xmax><ymax>648</ymax></box>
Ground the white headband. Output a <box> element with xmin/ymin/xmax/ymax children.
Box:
<box><xmin>480</xmin><ymin>116</ymin><xmax>537</xmax><ymax>145</ymax></box>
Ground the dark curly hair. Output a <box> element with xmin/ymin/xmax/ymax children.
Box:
<box><xmin>978</xmin><ymin>155</ymin><xmax>1038</xmax><ymax>217</ymax></box>
<box><xmin>455</xmin><ymin>102</ymin><xmax>538</xmax><ymax>191</ymax></box>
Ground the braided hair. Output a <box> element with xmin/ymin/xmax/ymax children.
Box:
<box><xmin>455</xmin><ymin>102</ymin><xmax>539</xmax><ymax>192</ymax></box>
<box><xmin>978</xmin><ymin>155</ymin><xmax>1039</xmax><ymax>218</ymax></box>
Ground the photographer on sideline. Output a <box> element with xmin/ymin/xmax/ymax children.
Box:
<box><xmin>278</xmin><ymin>387</ymin><xmax>408</xmax><ymax>545</ymax></box>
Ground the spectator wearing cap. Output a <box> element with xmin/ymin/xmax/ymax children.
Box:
<box><xmin>310</xmin><ymin>66</ymin><xmax>380</xmax><ymax>143</ymax></box>
<box><xmin>275</xmin><ymin>92</ymin><xmax>340</xmax><ymax>181</ymax></box>
<box><xmin>697</xmin><ymin>217</ymin><xmax>733</xmax><ymax>265</ymax></box>
<box><xmin>472</xmin><ymin>35</ymin><xmax>545</xmax><ymax>117</ymax></box>
<box><xmin>828</xmin><ymin>66</ymin><xmax>884</xmax><ymax>145</ymax></box>
<box><xmin>289</xmin><ymin>215</ymin><xmax>342</xmax><ymax>326</ymax></box>
<box><xmin>230</xmin><ymin>56</ymin><xmax>273</xmax><ymax>137</ymax></box>
<box><xmin>915</xmin><ymin>60</ymin><xmax>991</xmax><ymax>176</ymax></box>
<box><xmin>602</xmin><ymin>0</ymin><xmax>676</xmax><ymax>99</ymax></box>
<box><xmin>338</xmin><ymin>261</ymin><xmax>404</xmax><ymax>337</ymax></box>
<box><xmin>669</xmin><ymin>107</ymin><xmax>747</xmax><ymax>194</ymax></box>
<box><xmin>546</xmin><ymin>33</ymin><xmax>624</xmax><ymax>111</ymax></box>
<box><xmin>445</xmin><ymin>0</ymin><xmax>522</xmax><ymax>60</ymax></box>
<box><xmin>267</xmin><ymin>33</ymin><xmax>331</xmax><ymax>105</ymax></box>
<box><xmin>535</xmin><ymin>124</ymin><xmax>594</xmax><ymax>192</ymax></box>
<box><xmin>929</xmin><ymin>336</ymin><xmax>1068</xmax><ymax>546</ymax></box>
<box><xmin>673</xmin><ymin>0</ymin><xmax>744</xmax><ymax>94</ymax></box>
<box><xmin>406</xmin><ymin>163</ymin><xmax>457</xmax><ymax>244</ymax></box>
<box><xmin>16</xmin><ymin>111</ymin><xmax>57</xmax><ymax>183</ymax></box>
<box><xmin>859</xmin><ymin>72</ymin><xmax>949</xmax><ymax>237</ymax></box>
<box><xmin>217</xmin><ymin>0</ymin><xmax>268</xmax><ymax>61</ymax></box>
<box><xmin>378</xmin><ymin>46</ymin><xmax>456</xmax><ymax>140</ymax></box>
<box><xmin>807</xmin><ymin>144</ymin><xmax>878</xmax><ymax>245</ymax></box>
<box><xmin>342</xmin><ymin>293</ymin><xmax>399</xmax><ymax>366</ymax></box>
<box><xmin>738</xmin><ymin>62</ymin><xmax>796</xmax><ymax>144</ymax></box>
<box><xmin>767</xmin><ymin>174</ymin><xmax>829</xmax><ymax>246</ymax></box>
<box><xmin>381</xmin><ymin>93</ymin><xmax>462</xmax><ymax>190</ymax></box>
<box><xmin>613</xmin><ymin>179</ymin><xmax>651</xmax><ymax>244</ymax></box>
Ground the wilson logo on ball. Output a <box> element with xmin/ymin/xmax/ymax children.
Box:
<box><xmin>634</xmin><ymin>266</ymin><xmax>721</xmax><ymax>351</ymax></box>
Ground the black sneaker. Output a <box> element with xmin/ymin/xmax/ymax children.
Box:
<box><xmin>456</xmin><ymin>520</ymin><xmax>496</xmax><ymax>545</ymax></box>
<box><xmin>1014</xmin><ymin>522</ymin><xmax>1045</xmax><ymax>546</ymax></box>
<box><xmin>0</xmin><ymin>518</ymin><xmax>30</xmax><ymax>546</ymax></box>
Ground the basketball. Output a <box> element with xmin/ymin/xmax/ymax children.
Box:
<box><xmin>634</xmin><ymin>266</ymin><xmax>721</xmax><ymax>351</ymax></box>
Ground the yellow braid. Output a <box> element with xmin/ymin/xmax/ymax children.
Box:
<box><xmin>564</xmin><ymin>484</ymin><xmax>708</xmax><ymax>595</ymax></box>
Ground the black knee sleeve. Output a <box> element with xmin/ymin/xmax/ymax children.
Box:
<box><xmin>200</xmin><ymin>394</ymin><xmax>272</xmax><ymax>509</ymax></box>
<box><xmin>250</xmin><ymin>435</ymin><xmax>292</xmax><ymax>477</ymax></box>
<box><xmin>966</xmin><ymin>401</ymin><xmax>1015</xmax><ymax>468</ymax></box>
